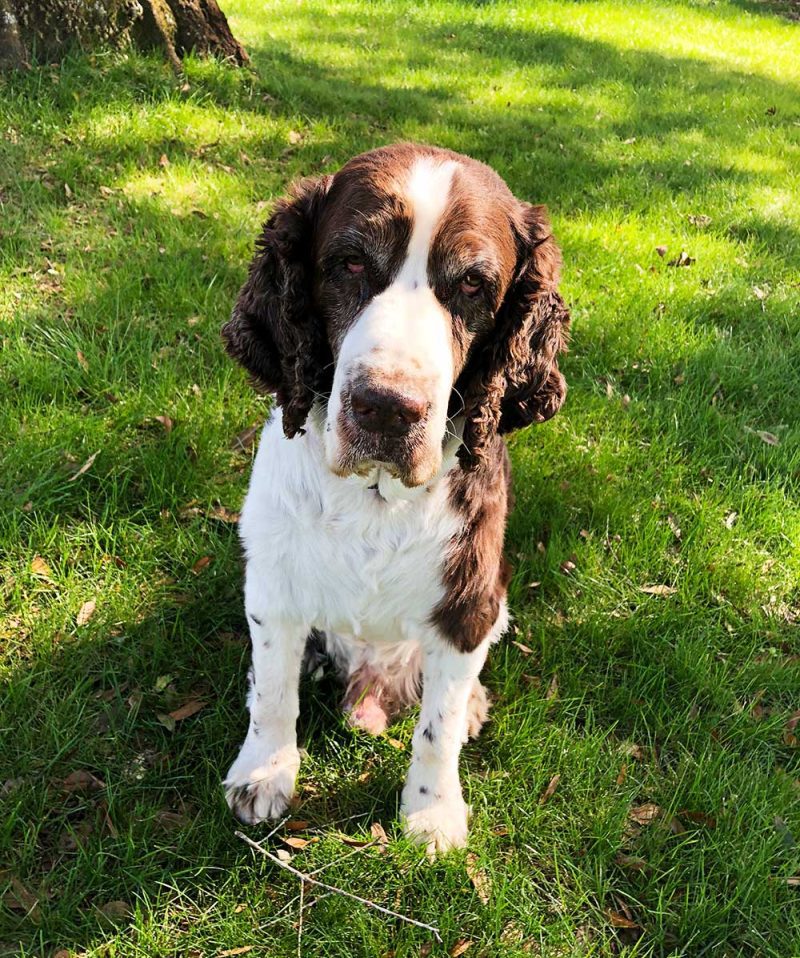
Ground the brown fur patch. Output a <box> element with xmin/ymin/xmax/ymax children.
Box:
<box><xmin>432</xmin><ymin>434</ymin><xmax>513</xmax><ymax>652</ymax></box>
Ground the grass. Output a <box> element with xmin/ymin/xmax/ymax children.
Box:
<box><xmin>1</xmin><ymin>0</ymin><xmax>799</xmax><ymax>954</ymax></box>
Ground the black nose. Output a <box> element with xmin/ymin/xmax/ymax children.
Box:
<box><xmin>350</xmin><ymin>384</ymin><xmax>427</xmax><ymax>437</ymax></box>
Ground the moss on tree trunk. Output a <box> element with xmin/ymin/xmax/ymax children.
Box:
<box><xmin>0</xmin><ymin>0</ymin><xmax>247</xmax><ymax>70</ymax></box>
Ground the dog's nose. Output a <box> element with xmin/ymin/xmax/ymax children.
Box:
<box><xmin>350</xmin><ymin>384</ymin><xmax>427</xmax><ymax>437</ymax></box>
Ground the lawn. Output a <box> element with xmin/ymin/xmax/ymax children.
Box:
<box><xmin>1</xmin><ymin>0</ymin><xmax>799</xmax><ymax>955</ymax></box>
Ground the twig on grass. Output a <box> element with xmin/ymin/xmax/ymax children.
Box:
<box><xmin>235</xmin><ymin>830</ymin><xmax>442</xmax><ymax>943</ymax></box>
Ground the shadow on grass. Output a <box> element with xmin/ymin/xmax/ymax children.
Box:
<box><xmin>1</xmin><ymin>12</ymin><xmax>799</xmax><ymax>954</ymax></box>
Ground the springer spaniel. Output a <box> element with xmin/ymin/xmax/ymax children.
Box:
<box><xmin>222</xmin><ymin>143</ymin><xmax>570</xmax><ymax>854</ymax></box>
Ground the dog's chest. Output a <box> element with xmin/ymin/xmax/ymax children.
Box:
<box><xmin>239</xmin><ymin>419</ymin><xmax>461</xmax><ymax>640</ymax></box>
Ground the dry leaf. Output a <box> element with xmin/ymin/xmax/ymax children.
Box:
<box><xmin>450</xmin><ymin>941</ymin><xmax>473</xmax><ymax>957</ymax></box>
<box><xmin>286</xmin><ymin>820</ymin><xmax>310</xmax><ymax>831</ymax></box>
<box><xmin>465</xmin><ymin>852</ymin><xmax>491</xmax><ymax>904</ymax></box>
<box><xmin>98</xmin><ymin>900</ymin><xmax>131</xmax><ymax>923</ymax></box>
<box><xmin>370</xmin><ymin>821</ymin><xmax>390</xmax><ymax>848</ymax></box>
<box><xmin>640</xmin><ymin>584</ymin><xmax>677</xmax><ymax>597</ymax></box>
<box><xmin>158</xmin><ymin>153</ymin><xmax>170</xmax><ymax>168</ymax></box>
<box><xmin>208</xmin><ymin>504</ymin><xmax>240</xmax><ymax>524</ymax></box>
<box><xmin>154</xmin><ymin>415</ymin><xmax>173</xmax><ymax>433</ymax></box>
<box><xmin>219</xmin><ymin>949</ymin><xmax>254</xmax><ymax>958</ymax></box>
<box><xmin>756</xmin><ymin>430</ymin><xmax>779</xmax><ymax>446</ymax></box>
<box><xmin>76</xmin><ymin>599</ymin><xmax>96</xmax><ymax>626</ymax></box>
<box><xmin>724</xmin><ymin>511</ymin><xmax>738</xmax><ymax>529</ymax></box>
<box><xmin>614</xmin><ymin>853</ymin><xmax>647</xmax><ymax>871</ymax></box>
<box><xmin>616</xmin><ymin>763</ymin><xmax>628</xmax><ymax>785</ymax></box>
<box><xmin>545</xmin><ymin>674</ymin><xmax>559</xmax><ymax>700</ymax></box>
<box><xmin>62</xmin><ymin>769</ymin><xmax>105</xmax><ymax>792</ymax></box>
<box><xmin>335</xmin><ymin>833</ymin><xmax>371</xmax><ymax>847</ymax></box>
<box><xmin>629</xmin><ymin>802</ymin><xmax>662</xmax><ymax>825</ymax></box>
<box><xmin>68</xmin><ymin>450</ymin><xmax>99</xmax><ymax>482</ymax></box>
<box><xmin>31</xmin><ymin>556</ymin><xmax>53</xmax><ymax>579</ymax></box>
<box><xmin>512</xmin><ymin>640</ymin><xmax>534</xmax><ymax>655</ymax></box>
<box><xmin>76</xmin><ymin>349</ymin><xmax>89</xmax><ymax>371</ymax></box>
<box><xmin>560</xmin><ymin>559</ymin><xmax>576</xmax><ymax>575</ymax></box>
<box><xmin>539</xmin><ymin>773</ymin><xmax>561</xmax><ymax>805</ymax></box>
<box><xmin>605</xmin><ymin>908</ymin><xmax>639</xmax><ymax>929</ymax></box>
<box><xmin>232</xmin><ymin>424</ymin><xmax>259</xmax><ymax>451</ymax></box>
<box><xmin>786</xmin><ymin>877</ymin><xmax>800</xmax><ymax>886</ymax></box>
<box><xmin>168</xmin><ymin>699</ymin><xmax>206</xmax><ymax>722</ymax></box>
<box><xmin>282</xmin><ymin>836</ymin><xmax>316</xmax><ymax>850</ymax></box>
<box><xmin>192</xmin><ymin>555</ymin><xmax>213</xmax><ymax>574</ymax></box>
<box><xmin>783</xmin><ymin>709</ymin><xmax>800</xmax><ymax>747</ymax></box>
<box><xmin>688</xmin><ymin>214</ymin><xmax>711</xmax><ymax>228</ymax></box>
<box><xmin>679</xmin><ymin>810</ymin><xmax>717</xmax><ymax>828</ymax></box>
<box><xmin>655</xmin><ymin>245</ymin><xmax>667</xmax><ymax>257</ymax></box>
<box><xmin>387</xmin><ymin>737</ymin><xmax>405</xmax><ymax>750</ymax></box>
<box><xmin>288</xmin><ymin>130</ymin><xmax>302</xmax><ymax>145</ymax></box>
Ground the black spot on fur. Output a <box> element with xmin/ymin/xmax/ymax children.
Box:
<box><xmin>249</xmin><ymin>613</ymin><xmax>263</xmax><ymax>626</ymax></box>
<box><xmin>422</xmin><ymin>723</ymin><xmax>435</xmax><ymax>744</ymax></box>
<box><xmin>419</xmin><ymin>786</ymin><xmax>429</xmax><ymax>795</ymax></box>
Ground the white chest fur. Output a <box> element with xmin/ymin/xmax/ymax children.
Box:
<box><xmin>239</xmin><ymin>411</ymin><xmax>462</xmax><ymax>646</ymax></box>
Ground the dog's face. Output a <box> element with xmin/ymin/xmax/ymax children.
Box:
<box><xmin>224</xmin><ymin>144</ymin><xmax>570</xmax><ymax>485</ymax></box>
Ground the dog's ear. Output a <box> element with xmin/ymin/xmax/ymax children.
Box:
<box><xmin>222</xmin><ymin>175</ymin><xmax>333</xmax><ymax>437</ymax></box>
<box><xmin>460</xmin><ymin>203</ymin><xmax>570</xmax><ymax>465</ymax></box>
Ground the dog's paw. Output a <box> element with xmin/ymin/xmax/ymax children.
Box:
<box><xmin>401</xmin><ymin>786</ymin><xmax>469</xmax><ymax>856</ymax></box>
<box><xmin>224</xmin><ymin>743</ymin><xmax>300</xmax><ymax>825</ymax></box>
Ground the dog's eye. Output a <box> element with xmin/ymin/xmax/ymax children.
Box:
<box><xmin>459</xmin><ymin>272</ymin><xmax>482</xmax><ymax>297</ymax></box>
<box><xmin>344</xmin><ymin>256</ymin><xmax>366</xmax><ymax>275</ymax></box>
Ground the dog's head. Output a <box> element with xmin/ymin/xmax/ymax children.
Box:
<box><xmin>223</xmin><ymin>144</ymin><xmax>570</xmax><ymax>487</ymax></box>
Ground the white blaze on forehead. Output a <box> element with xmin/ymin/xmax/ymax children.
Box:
<box><xmin>398</xmin><ymin>158</ymin><xmax>459</xmax><ymax>287</ymax></box>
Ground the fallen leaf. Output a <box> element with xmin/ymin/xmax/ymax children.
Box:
<box><xmin>76</xmin><ymin>349</ymin><xmax>89</xmax><ymax>371</ymax></box>
<box><xmin>465</xmin><ymin>852</ymin><xmax>491</xmax><ymax>904</ymax></box>
<box><xmin>678</xmin><ymin>810</ymin><xmax>717</xmax><ymax>828</ymax></box>
<box><xmin>276</xmin><ymin>848</ymin><xmax>292</xmax><ymax>862</ymax></box>
<box><xmin>512</xmin><ymin>640</ymin><xmax>534</xmax><ymax>655</ymax></box>
<box><xmin>168</xmin><ymin>699</ymin><xmax>206</xmax><ymax>721</ymax></box>
<box><xmin>159</xmin><ymin>153</ymin><xmax>170</xmax><ymax>168</ymax></box>
<box><xmin>219</xmin><ymin>949</ymin><xmax>254</xmax><ymax>958</ymax></box>
<box><xmin>605</xmin><ymin>908</ymin><xmax>639</xmax><ymax>929</ymax></box>
<box><xmin>208</xmin><ymin>504</ymin><xmax>240</xmax><ymax>524</ymax></box>
<box><xmin>545</xmin><ymin>674</ymin><xmax>559</xmax><ymax>701</ymax></box>
<box><xmin>286</xmin><ymin>820</ymin><xmax>310</xmax><ymax>831</ymax></box>
<box><xmin>62</xmin><ymin>769</ymin><xmax>105</xmax><ymax>792</ymax></box>
<box><xmin>786</xmin><ymin>876</ymin><xmax>800</xmax><ymax>887</ymax></box>
<box><xmin>76</xmin><ymin>599</ymin><xmax>96</xmax><ymax>626</ymax></box>
<box><xmin>450</xmin><ymin>941</ymin><xmax>473</xmax><ymax>957</ymax></box>
<box><xmin>655</xmin><ymin>245</ymin><xmax>667</xmax><ymax>257</ymax></box>
<box><xmin>154</xmin><ymin>674</ymin><xmax>175</xmax><ymax>693</ymax></box>
<box><xmin>288</xmin><ymin>130</ymin><xmax>302</xmax><ymax>145</ymax></box>
<box><xmin>640</xmin><ymin>584</ymin><xmax>677</xmax><ymax>597</ymax></box>
<box><xmin>68</xmin><ymin>450</ymin><xmax>99</xmax><ymax>482</ymax></box>
<box><xmin>560</xmin><ymin>559</ymin><xmax>576</xmax><ymax>575</ymax></box>
<box><xmin>154</xmin><ymin>415</ymin><xmax>173</xmax><ymax>433</ymax></box>
<box><xmin>614</xmin><ymin>853</ymin><xmax>648</xmax><ymax>871</ymax></box>
<box><xmin>370</xmin><ymin>821</ymin><xmax>390</xmax><ymax>848</ymax></box>
<box><xmin>31</xmin><ymin>556</ymin><xmax>53</xmax><ymax>579</ymax></box>
<box><xmin>539</xmin><ymin>773</ymin><xmax>561</xmax><ymax>805</ymax></box>
<box><xmin>98</xmin><ymin>900</ymin><xmax>131</xmax><ymax>923</ymax></box>
<box><xmin>627</xmin><ymin>743</ymin><xmax>647</xmax><ymax>761</ymax></box>
<box><xmin>154</xmin><ymin>809</ymin><xmax>189</xmax><ymax>830</ymax></box>
<box><xmin>4</xmin><ymin>877</ymin><xmax>39</xmax><ymax>914</ymax></box>
<box><xmin>616</xmin><ymin>763</ymin><xmax>627</xmax><ymax>785</ymax></box>
<box><xmin>387</xmin><ymin>737</ymin><xmax>405</xmax><ymax>750</ymax></box>
<box><xmin>282</xmin><ymin>836</ymin><xmax>316</xmax><ymax>850</ymax></box>
<box><xmin>192</xmin><ymin>555</ymin><xmax>213</xmax><ymax>574</ymax></box>
<box><xmin>667</xmin><ymin>514</ymin><xmax>682</xmax><ymax>540</ymax></box>
<box><xmin>667</xmin><ymin>251</ymin><xmax>694</xmax><ymax>267</ymax></box>
<box><xmin>724</xmin><ymin>511</ymin><xmax>738</xmax><ymax>529</ymax></box>
<box><xmin>755</xmin><ymin>430</ymin><xmax>779</xmax><ymax>446</ymax></box>
<box><xmin>629</xmin><ymin>802</ymin><xmax>662</xmax><ymax>825</ymax></box>
<box><xmin>688</xmin><ymin>214</ymin><xmax>712</xmax><ymax>228</ymax></box>
<box><xmin>783</xmin><ymin>709</ymin><xmax>800</xmax><ymax>747</ymax></box>
<box><xmin>335</xmin><ymin>833</ymin><xmax>371</xmax><ymax>847</ymax></box>
<box><xmin>232</xmin><ymin>424</ymin><xmax>259</xmax><ymax>451</ymax></box>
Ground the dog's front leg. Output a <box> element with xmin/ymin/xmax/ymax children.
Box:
<box><xmin>224</xmin><ymin>582</ymin><xmax>306</xmax><ymax>824</ymax></box>
<box><xmin>401</xmin><ymin>638</ymin><xmax>489</xmax><ymax>855</ymax></box>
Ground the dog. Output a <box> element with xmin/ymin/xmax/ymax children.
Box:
<box><xmin>222</xmin><ymin>143</ymin><xmax>570</xmax><ymax>854</ymax></box>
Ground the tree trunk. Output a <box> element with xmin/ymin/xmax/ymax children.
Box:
<box><xmin>0</xmin><ymin>0</ymin><xmax>248</xmax><ymax>70</ymax></box>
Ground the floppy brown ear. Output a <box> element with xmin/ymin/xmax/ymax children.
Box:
<box><xmin>460</xmin><ymin>203</ymin><xmax>570</xmax><ymax>464</ymax></box>
<box><xmin>222</xmin><ymin>175</ymin><xmax>333</xmax><ymax>438</ymax></box>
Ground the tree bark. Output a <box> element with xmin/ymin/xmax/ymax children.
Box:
<box><xmin>0</xmin><ymin>0</ymin><xmax>248</xmax><ymax>70</ymax></box>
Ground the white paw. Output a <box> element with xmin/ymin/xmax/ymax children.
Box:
<box><xmin>224</xmin><ymin>741</ymin><xmax>300</xmax><ymax>825</ymax></box>
<box><xmin>401</xmin><ymin>783</ymin><xmax>469</xmax><ymax>856</ymax></box>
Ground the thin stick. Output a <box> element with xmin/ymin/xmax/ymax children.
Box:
<box><xmin>297</xmin><ymin>876</ymin><xmax>304</xmax><ymax>958</ymax></box>
<box><xmin>235</xmin><ymin>831</ymin><xmax>442</xmax><ymax>943</ymax></box>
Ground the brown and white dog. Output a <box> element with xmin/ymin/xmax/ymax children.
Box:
<box><xmin>222</xmin><ymin>143</ymin><xmax>570</xmax><ymax>854</ymax></box>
